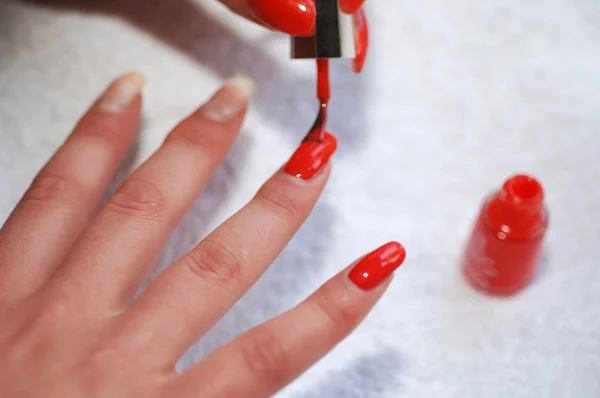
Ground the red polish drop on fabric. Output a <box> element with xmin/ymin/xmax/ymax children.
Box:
<box><xmin>462</xmin><ymin>175</ymin><xmax>549</xmax><ymax>296</ymax></box>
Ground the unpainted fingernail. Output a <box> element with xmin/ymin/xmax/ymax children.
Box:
<box><xmin>201</xmin><ymin>76</ymin><xmax>257</xmax><ymax>122</ymax></box>
<box><xmin>99</xmin><ymin>72</ymin><xmax>145</xmax><ymax>113</ymax></box>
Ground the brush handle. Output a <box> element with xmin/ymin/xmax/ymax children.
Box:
<box><xmin>291</xmin><ymin>0</ymin><xmax>356</xmax><ymax>59</ymax></box>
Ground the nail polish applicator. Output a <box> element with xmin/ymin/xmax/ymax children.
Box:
<box><xmin>290</xmin><ymin>0</ymin><xmax>356</xmax><ymax>144</ymax></box>
<box><xmin>291</xmin><ymin>0</ymin><xmax>356</xmax><ymax>59</ymax></box>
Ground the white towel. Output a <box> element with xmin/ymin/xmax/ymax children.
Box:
<box><xmin>1</xmin><ymin>0</ymin><xmax>599</xmax><ymax>396</ymax></box>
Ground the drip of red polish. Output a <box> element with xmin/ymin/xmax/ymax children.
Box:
<box><xmin>352</xmin><ymin>9</ymin><xmax>369</xmax><ymax>74</ymax></box>
<box><xmin>463</xmin><ymin>175</ymin><xmax>549</xmax><ymax>296</ymax></box>
<box><xmin>349</xmin><ymin>242</ymin><xmax>407</xmax><ymax>290</ymax></box>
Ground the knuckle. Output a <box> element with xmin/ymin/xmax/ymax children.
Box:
<box><xmin>168</xmin><ymin>116</ymin><xmax>229</xmax><ymax>151</ymax></box>
<box><xmin>83</xmin><ymin>340</ymin><xmax>119</xmax><ymax>369</ymax></box>
<box><xmin>183</xmin><ymin>238</ymin><xmax>245</xmax><ymax>284</ymax></box>
<box><xmin>240</xmin><ymin>330</ymin><xmax>289</xmax><ymax>385</ymax></box>
<box><xmin>254</xmin><ymin>186</ymin><xmax>302</xmax><ymax>221</ymax></box>
<box><xmin>75</xmin><ymin>343</ymin><xmax>123</xmax><ymax>385</ymax></box>
<box><xmin>76</xmin><ymin>115</ymin><xmax>124</xmax><ymax>148</ymax></box>
<box><xmin>313</xmin><ymin>281</ymin><xmax>361</xmax><ymax>336</ymax></box>
<box><xmin>4</xmin><ymin>299</ymin><xmax>68</xmax><ymax>363</ymax></box>
<box><xmin>22</xmin><ymin>174</ymin><xmax>76</xmax><ymax>204</ymax></box>
<box><xmin>106</xmin><ymin>178</ymin><xmax>167</xmax><ymax>219</ymax></box>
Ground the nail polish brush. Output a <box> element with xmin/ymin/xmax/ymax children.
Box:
<box><xmin>291</xmin><ymin>0</ymin><xmax>356</xmax><ymax>60</ymax></box>
<box><xmin>290</xmin><ymin>0</ymin><xmax>356</xmax><ymax>142</ymax></box>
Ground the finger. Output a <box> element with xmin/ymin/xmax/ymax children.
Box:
<box><xmin>339</xmin><ymin>0</ymin><xmax>364</xmax><ymax>14</ymax></box>
<box><xmin>0</xmin><ymin>73</ymin><xmax>143</xmax><ymax>307</ymax></box>
<box><xmin>171</xmin><ymin>242</ymin><xmax>406</xmax><ymax>398</ymax></box>
<box><xmin>225</xmin><ymin>0</ymin><xmax>364</xmax><ymax>36</ymax></box>
<box><xmin>47</xmin><ymin>77</ymin><xmax>257</xmax><ymax>313</ymax></box>
<box><xmin>222</xmin><ymin>0</ymin><xmax>366</xmax><ymax>36</ymax></box>
<box><xmin>217</xmin><ymin>0</ymin><xmax>268</xmax><ymax>28</ymax></box>
<box><xmin>352</xmin><ymin>9</ymin><xmax>369</xmax><ymax>74</ymax></box>
<box><xmin>221</xmin><ymin>0</ymin><xmax>316</xmax><ymax>36</ymax></box>
<box><xmin>119</xmin><ymin>132</ymin><xmax>338</xmax><ymax>366</ymax></box>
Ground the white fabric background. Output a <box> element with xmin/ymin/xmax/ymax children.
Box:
<box><xmin>1</xmin><ymin>0</ymin><xmax>600</xmax><ymax>396</ymax></box>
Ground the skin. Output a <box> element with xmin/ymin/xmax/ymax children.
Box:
<box><xmin>0</xmin><ymin>71</ymin><xmax>393</xmax><ymax>397</ymax></box>
<box><xmin>0</xmin><ymin>1</ymin><xmax>374</xmax><ymax>395</ymax></box>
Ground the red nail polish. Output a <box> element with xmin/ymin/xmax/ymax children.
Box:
<box><xmin>463</xmin><ymin>175</ymin><xmax>549</xmax><ymax>296</ymax></box>
<box><xmin>284</xmin><ymin>132</ymin><xmax>337</xmax><ymax>180</ymax></box>
<box><xmin>352</xmin><ymin>9</ymin><xmax>369</xmax><ymax>74</ymax></box>
<box><xmin>349</xmin><ymin>242</ymin><xmax>407</xmax><ymax>290</ymax></box>
<box><xmin>249</xmin><ymin>0</ymin><xmax>316</xmax><ymax>36</ymax></box>
<box><xmin>339</xmin><ymin>0</ymin><xmax>364</xmax><ymax>15</ymax></box>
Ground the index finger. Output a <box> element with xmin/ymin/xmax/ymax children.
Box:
<box><xmin>170</xmin><ymin>242</ymin><xmax>406</xmax><ymax>398</ymax></box>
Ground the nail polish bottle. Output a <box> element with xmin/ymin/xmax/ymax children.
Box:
<box><xmin>291</xmin><ymin>0</ymin><xmax>356</xmax><ymax>59</ymax></box>
<box><xmin>462</xmin><ymin>175</ymin><xmax>549</xmax><ymax>296</ymax></box>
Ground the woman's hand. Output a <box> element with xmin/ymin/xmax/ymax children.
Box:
<box><xmin>221</xmin><ymin>0</ymin><xmax>365</xmax><ymax>36</ymax></box>
<box><xmin>0</xmin><ymin>74</ymin><xmax>405</xmax><ymax>397</ymax></box>
<box><xmin>219</xmin><ymin>0</ymin><xmax>369</xmax><ymax>73</ymax></box>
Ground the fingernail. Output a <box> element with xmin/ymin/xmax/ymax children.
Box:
<box><xmin>339</xmin><ymin>0</ymin><xmax>365</xmax><ymax>14</ymax></box>
<box><xmin>201</xmin><ymin>76</ymin><xmax>257</xmax><ymax>122</ymax></box>
<box><xmin>248</xmin><ymin>0</ymin><xmax>316</xmax><ymax>36</ymax></box>
<box><xmin>284</xmin><ymin>132</ymin><xmax>337</xmax><ymax>180</ymax></box>
<box><xmin>99</xmin><ymin>72</ymin><xmax>145</xmax><ymax>113</ymax></box>
<box><xmin>349</xmin><ymin>242</ymin><xmax>407</xmax><ymax>290</ymax></box>
<box><xmin>352</xmin><ymin>9</ymin><xmax>369</xmax><ymax>74</ymax></box>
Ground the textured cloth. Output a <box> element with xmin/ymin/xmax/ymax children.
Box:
<box><xmin>1</xmin><ymin>1</ymin><xmax>600</xmax><ymax>397</ymax></box>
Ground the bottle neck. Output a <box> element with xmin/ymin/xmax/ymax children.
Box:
<box><xmin>485</xmin><ymin>175</ymin><xmax>547</xmax><ymax>240</ymax></box>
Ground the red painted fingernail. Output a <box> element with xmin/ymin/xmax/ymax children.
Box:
<box><xmin>349</xmin><ymin>242</ymin><xmax>406</xmax><ymax>290</ymax></box>
<box><xmin>248</xmin><ymin>0</ymin><xmax>316</xmax><ymax>36</ymax></box>
<box><xmin>339</xmin><ymin>0</ymin><xmax>364</xmax><ymax>14</ymax></box>
<box><xmin>352</xmin><ymin>9</ymin><xmax>369</xmax><ymax>74</ymax></box>
<box><xmin>284</xmin><ymin>132</ymin><xmax>337</xmax><ymax>180</ymax></box>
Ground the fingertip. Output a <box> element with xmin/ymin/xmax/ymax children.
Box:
<box><xmin>197</xmin><ymin>76</ymin><xmax>256</xmax><ymax>123</ymax></box>
<box><xmin>283</xmin><ymin>132</ymin><xmax>338</xmax><ymax>181</ymax></box>
<box><xmin>99</xmin><ymin>72</ymin><xmax>145</xmax><ymax>114</ymax></box>
<box><xmin>247</xmin><ymin>0</ymin><xmax>316</xmax><ymax>36</ymax></box>
<box><xmin>323</xmin><ymin>131</ymin><xmax>338</xmax><ymax>153</ymax></box>
<box><xmin>347</xmin><ymin>241</ymin><xmax>407</xmax><ymax>291</ymax></box>
<box><xmin>340</xmin><ymin>0</ymin><xmax>365</xmax><ymax>14</ymax></box>
<box><xmin>225</xmin><ymin>75</ymin><xmax>258</xmax><ymax>99</ymax></box>
<box><xmin>352</xmin><ymin>9</ymin><xmax>368</xmax><ymax>74</ymax></box>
